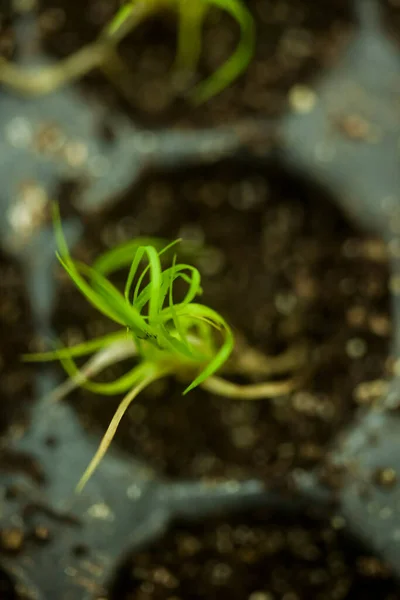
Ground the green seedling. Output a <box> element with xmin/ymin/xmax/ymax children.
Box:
<box><xmin>25</xmin><ymin>207</ymin><xmax>302</xmax><ymax>492</ymax></box>
<box><xmin>107</xmin><ymin>0</ymin><xmax>255</xmax><ymax>103</ymax></box>
<box><xmin>1</xmin><ymin>0</ymin><xmax>254</xmax><ymax>103</ymax></box>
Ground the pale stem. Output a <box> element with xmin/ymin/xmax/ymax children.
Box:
<box><xmin>174</xmin><ymin>1</ymin><xmax>208</xmax><ymax>74</ymax></box>
<box><xmin>0</xmin><ymin>3</ymin><xmax>152</xmax><ymax>96</ymax></box>
<box><xmin>49</xmin><ymin>338</ymin><xmax>136</xmax><ymax>403</ymax></box>
<box><xmin>200</xmin><ymin>374</ymin><xmax>301</xmax><ymax>399</ymax></box>
<box><xmin>228</xmin><ymin>338</ymin><xmax>308</xmax><ymax>379</ymax></box>
<box><xmin>76</xmin><ymin>363</ymin><xmax>167</xmax><ymax>493</ymax></box>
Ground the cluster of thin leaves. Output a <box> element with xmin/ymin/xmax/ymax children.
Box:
<box><xmin>25</xmin><ymin>207</ymin><xmax>234</xmax><ymax>490</ymax></box>
<box><xmin>107</xmin><ymin>0</ymin><xmax>255</xmax><ymax>103</ymax></box>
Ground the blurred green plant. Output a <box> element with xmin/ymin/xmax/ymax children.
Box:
<box><xmin>25</xmin><ymin>206</ymin><xmax>303</xmax><ymax>492</ymax></box>
<box><xmin>107</xmin><ymin>0</ymin><xmax>255</xmax><ymax>103</ymax></box>
<box><xmin>0</xmin><ymin>0</ymin><xmax>254</xmax><ymax>103</ymax></box>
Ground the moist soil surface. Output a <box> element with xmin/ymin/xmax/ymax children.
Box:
<box><xmin>1</xmin><ymin>0</ymin><xmax>400</xmax><ymax>598</ymax></box>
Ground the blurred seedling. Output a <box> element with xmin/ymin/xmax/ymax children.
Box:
<box><xmin>0</xmin><ymin>0</ymin><xmax>254</xmax><ymax>103</ymax></box>
<box><xmin>24</xmin><ymin>206</ymin><xmax>304</xmax><ymax>492</ymax></box>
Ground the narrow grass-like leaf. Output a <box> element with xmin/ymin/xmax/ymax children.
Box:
<box><xmin>190</xmin><ymin>0</ymin><xmax>255</xmax><ymax>103</ymax></box>
<box><xmin>124</xmin><ymin>245</ymin><xmax>162</xmax><ymax>325</ymax></box>
<box><xmin>79</xmin><ymin>262</ymin><xmax>150</xmax><ymax>335</ymax></box>
<box><xmin>175</xmin><ymin>0</ymin><xmax>208</xmax><ymax>73</ymax></box>
<box><xmin>76</xmin><ymin>361</ymin><xmax>168</xmax><ymax>492</ymax></box>
<box><xmin>105</xmin><ymin>3</ymin><xmax>135</xmax><ymax>36</ymax></box>
<box><xmin>56</xmin><ymin>253</ymin><xmax>126</xmax><ymax>326</ymax></box>
<box><xmin>95</xmin><ymin>238</ymin><xmax>179</xmax><ymax>277</ymax></box>
<box><xmin>58</xmin><ymin>350</ymin><xmax>150</xmax><ymax>395</ymax></box>
<box><xmin>23</xmin><ymin>330</ymin><xmax>128</xmax><ymax>362</ymax></box>
<box><xmin>169</xmin><ymin>254</ymin><xmax>187</xmax><ymax>347</ymax></box>
<box><xmin>179</xmin><ymin>303</ymin><xmax>234</xmax><ymax>393</ymax></box>
<box><xmin>135</xmin><ymin>264</ymin><xmax>201</xmax><ymax>315</ymax></box>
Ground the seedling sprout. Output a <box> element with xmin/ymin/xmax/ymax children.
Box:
<box><xmin>107</xmin><ymin>0</ymin><xmax>255</xmax><ymax>103</ymax></box>
<box><xmin>25</xmin><ymin>207</ymin><xmax>303</xmax><ymax>491</ymax></box>
<box><xmin>1</xmin><ymin>0</ymin><xmax>254</xmax><ymax>103</ymax></box>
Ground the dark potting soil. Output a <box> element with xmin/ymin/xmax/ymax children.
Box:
<box><xmin>115</xmin><ymin>511</ymin><xmax>399</xmax><ymax>600</ymax></box>
<box><xmin>1</xmin><ymin>0</ymin><xmax>400</xmax><ymax>598</ymax></box>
